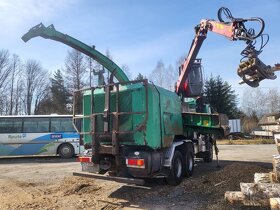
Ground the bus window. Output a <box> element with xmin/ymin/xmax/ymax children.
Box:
<box><xmin>73</xmin><ymin>118</ymin><xmax>81</xmax><ymax>132</ymax></box>
<box><xmin>0</xmin><ymin>118</ymin><xmax>22</xmax><ymax>133</ymax></box>
<box><xmin>0</xmin><ymin>115</ymin><xmax>82</xmax><ymax>158</ymax></box>
<box><xmin>51</xmin><ymin>118</ymin><xmax>75</xmax><ymax>132</ymax></box>
<box><xmin>23</xmin><ymin>118</ymin><xmax>50</xmax><ymax>133</ymax></box>
<box><xmin>61</xmin><ymin>119</ymin><xmax>75</xmax><ymax>132</ymax></box>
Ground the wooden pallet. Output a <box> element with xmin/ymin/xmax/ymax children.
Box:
<box><xmin>225</xmin><ymin>155</ymin><xmax>280</xmax><ymax>209</ymax></box>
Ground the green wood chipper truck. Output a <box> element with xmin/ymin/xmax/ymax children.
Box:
<box><xmin>22</xmin><ymin>7</ymin><xmax>277</xmax><ymax>185</ymax></box>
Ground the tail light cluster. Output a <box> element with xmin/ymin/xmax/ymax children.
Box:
<box><xmin>79</xmin><ymin>156</ymin><xmax>92</xmax><ymax>163</ymax></box>
<box><xmin>126</xmin><ymin>158</ymin><xmax>145</xmax><ymax>168</ymax></box>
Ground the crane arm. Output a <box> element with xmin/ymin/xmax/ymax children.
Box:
<box><xmin>176</xmin><ymin>7</ymin><xmax>276</xmax><ymax>96</ymax></box>
<box><xmin>176</xmin><ymin>19</ymin><xmax>237</xmax><ymax>95</ymax></box>
<box><xmin>22</xmin><ymin>23</ymin><xmax>129</xmax><ymax>83</ymax></box>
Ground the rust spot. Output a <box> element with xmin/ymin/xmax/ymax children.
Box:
<box><xmin>163</xmin><ymin>135</ymin><xmax>173</xmax><ymax>148</ymax></box>
<box><xmin>173</xmin><ymin>121</ymin><xmax>183</xmax><ymax>134</ymax></box>
<box><xmin>136</xmin><ymin>123</ymin><xmax>146</xmax><ymax>131</ymax></box>
<box><xmin>165</xmin><ymin>99</ymin><xmax>171</xmax><ymax>109</ymax></box>
<box><xmin>143</xmin><ymin>131</ymin><xmax>147</xmax><ymax>145</ymax></box>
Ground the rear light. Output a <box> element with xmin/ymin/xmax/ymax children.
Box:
<box><xmin>79</xmin><ymin>156</ymin><xmax>92</xmax><ymax>163</ymax></box>
<box><xmin>126</xmin><ymin>158</ymin><xmax>145</xmax><ymax>168</ymax></box>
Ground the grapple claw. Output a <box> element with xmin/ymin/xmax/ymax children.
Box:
<box><xmin>237</xmin><ymin>58</ymin><xmax>277</xmax><ymax>87</ymax></box>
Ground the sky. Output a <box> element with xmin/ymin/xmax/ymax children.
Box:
<box><xmin>1</xmin><ymin>0</ymin><xmax>280</xmax><ymax>101</ymax></box>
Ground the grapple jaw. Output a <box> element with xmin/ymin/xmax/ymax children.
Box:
<box><xmin>237</xmin><ymin>58</ymin><xmax>278</xmax><ymax>87</ymax></box>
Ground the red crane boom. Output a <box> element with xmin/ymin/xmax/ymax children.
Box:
<box><xmin>176</xmin><ymin>7</ymin><xmax>278</xmax><ymax>97</ymax></box>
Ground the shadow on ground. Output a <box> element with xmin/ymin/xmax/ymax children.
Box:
<box><xmin>0</xmin><ymin>156</ymin><xmax>78</xmax><ymax>164</ymax></box>
<box><xmin>108</xmin><ymin>160</ymin><xmax>271</xmax><ymax>210</ymax></box>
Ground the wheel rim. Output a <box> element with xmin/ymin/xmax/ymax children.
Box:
<box><xmin>175</xmin><ymin>158</ymin><xmax>182</xmax><ymax>178</ymax></box>
<box><xmin>61</xmin><ymin>146</ymin><xmax>70</xmax><ymax>156</ymax></box>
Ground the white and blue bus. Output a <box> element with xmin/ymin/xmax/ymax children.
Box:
<box><xmin>0</xmin><ymin>115</ymin><xmax>83</xmax><ymax>158</ymax></box>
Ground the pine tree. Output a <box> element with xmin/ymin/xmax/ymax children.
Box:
<box><xmin>203</xmin><ymin>75</ymin><xmax>239</xmax><ymax>119</ymax></box>
<box><xmin>51</xmin><ymin>69</ymin><xmax>69</xmax><ymax>114</ymax></box>
<box><xmin>135</xmin><ymin>73</ymin><xmax>146</xmax><ymax>80</ymax></box>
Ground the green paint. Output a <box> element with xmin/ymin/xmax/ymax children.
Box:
<box><xmin>82</xmin><ymin>82</ymin><xmax>183</xmax><ymax>149</ymax></box>
<box><xmin>182</xmin><ymin>112</ymin><xmax>226</xmax><ymax>136</ymax></box>
<box><xmin>82</xmin><ymin>81</ymin><xmax>226</xmax><ymax>149</ymax></box>
<box><xmin>37</xmin><ymin>142</ymin><xmax>55</xmax><ymax>154</ymax></box>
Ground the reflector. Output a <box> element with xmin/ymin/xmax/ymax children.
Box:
<box><xmin>79</xmin><ymin>157</ymin><xmax>91</xmax><ymax>162</ymax></box>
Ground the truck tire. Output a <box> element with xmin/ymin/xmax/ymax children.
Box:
<box><xmin>166</xmin><ymin>151</ymin><xmax>184</xmax><ymax>186</ymax></box>
<box><xmin>203</xmin><ymin>142</ymin><xmax>213</xmax><ymax>162</ymax></box>
<box><xmin>58</xmin><ymin>143</ymin><xmax>75</xmax><ymax>159</ymax></box>
<box><xmin>185</xmin><ymin>144</ymin><xmax>194</xmax><ymax>177</ymax></box>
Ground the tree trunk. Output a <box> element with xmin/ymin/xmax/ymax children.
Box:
<box><xmin>270</xmin><ymin>198</ymin><xmax>280</xmax><ymax>210</ymax></box>
<box><xmin>240</xmin><ymin>182</ymin><xmax>280</xmax><ymax>199</ymax></box>
<box><xmin>254</xmin><ymin>173</ymin><xmax>271</xmax><ymax>183</ymax></box>
<box><xmin>273</xmin><ymin>155</ymin><xmax>280</xmax><ymax>182</ymax></box>
<box><xmin>270</xmin><ymin>172</ymin><xmax>278</xmax><ymax>183</ymax></box>
<box><xmin>224</xmin><ymin>191</ymin><xmax>265</xmax><ymax>206</ymax></box>
<box><xmin>224</xmin><ymin>191</ymin><xmax>245</xmax><ymax>203</ymax></box>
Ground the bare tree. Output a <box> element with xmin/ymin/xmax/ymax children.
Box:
<box><xmin>241</xmin><ymin>88</ymin><xmax>267</xmax><ymax>118</ymax></box>
<box><xmin>149</xmin><ymin>60</ymin><xmax>165</xmax><ymax>87</ymax></box>
<box><xmin>121</xmin><ymin>64</ymin><xmax>132</xmax><ymax>80</ymax></box>
<box><xmin>149</xmin><ymin>60</ymin><xmax>177</xmax><ymax>91</ymax></box>
<box><xmin>241</xmin><ymin>112</ymin><xmax>259</xmax><ymax>133</ymax></box>
<box><xmin>34</xmin><ymin>75</ymin><xmax>50</xmax><ymax>114</ymax></box>
<box><xmin>166</xmin><ymin>64</ymin><xmax>177</xmax><ymax>91</ymax></box>
<box><xmin>241</xmin><ymin>88</ymin><xmax>280</xmax><ymax>118</ymax></box>
<box><xmin>266</xmin><ymin>88</ymin><xmax>280</xmax><ymax>113</ymax></box>
<box><xmin>64</xmin><ymin>49</ymin><xmax>87</xmax><ymax>91</ymax></box>
<box><xmin>14</xmin><ymin>77</ymin><xmax>25</xmax><ymax>115</ymax></box>
<box><xmin>64</xmin><ymin>49</ymin><xmax>87</xmax><ymax>114</ymax></box>
<box><xmin>8</xmin><ymin>54</ymin><xmax>20</xmax><ymax>115</ymax></box>
<box><xmin>22</xmin><ymin>59</ymin><xmax>48</xmax><ymax>115</ymax></box>
<box><xmin>0</xmin><ymin>49</ymin><xmax>11</xmax><ymax>90</ymax></box>
<box><xmin>0</xmin><ymin>49</ymin><xmax>12</xmax><ymax>114</ymax></box>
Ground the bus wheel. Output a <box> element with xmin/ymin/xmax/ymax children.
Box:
<box><xmin>166</xmin><ymin>151</ymin><xmax>184</xmax><ymax>186</ymax></box>
<box><xmin>58</xmin><ymin>143</ymin><xmax>74</xmax><ymax>159</ymax></box>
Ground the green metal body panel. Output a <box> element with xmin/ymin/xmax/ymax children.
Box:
<box><xmin>81</xmin><ymin>81</ymin><xmax>228</xmax><ymax>150</ymax></box>
<box><xmin>182</xmin><ymin>112</ymin><xmax>229</xmax><ymax>136</ymax></box>
<box><xmin>82</xmin><ymin>82</ymin><xmax>183</xmax><ymax>149</ymax></box>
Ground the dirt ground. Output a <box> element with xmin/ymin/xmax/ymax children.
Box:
<box><xmin>0</xmin><ymin>144</ymin><xmax>278</xmax><ymax>210</ymax></box>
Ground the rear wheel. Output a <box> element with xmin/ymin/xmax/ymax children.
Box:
<box><xmin>166</xmin><ymin>151</ymin><xmax>184</xmax><ymax>186</ymax></box>
<box><xmin>185</xmin><ymin>144</ymin><xmax>194</xmax><ymax>177</ymax></box>
<box><xmin>58</xmin><ymin>143</ymin><xmax>74</xmax><ymax>159</ymax></box>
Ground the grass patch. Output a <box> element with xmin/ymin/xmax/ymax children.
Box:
<box><xmin>217</xmin><ymin>139</ymin><xmax>275</xmax><ymax>145</ymax></box>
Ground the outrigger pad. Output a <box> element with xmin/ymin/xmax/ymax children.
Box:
<box><xmin>237</xmin><ymin>58</ymin><xmax>277</xmax><ymax>87</ymax></box>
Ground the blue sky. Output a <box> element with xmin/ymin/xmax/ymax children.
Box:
<box><xmin>1</xmin><ymin>0</ymin><xmax>280</xmax><ymax>98</ymax></box>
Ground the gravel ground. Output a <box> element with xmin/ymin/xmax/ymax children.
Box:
<box><xmin>0</xmin><ymin>144</ymin><xmax>277</xmax><ymax>210</ymax></box>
